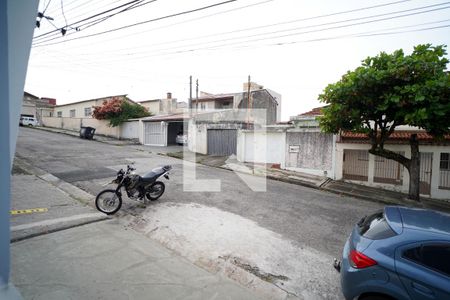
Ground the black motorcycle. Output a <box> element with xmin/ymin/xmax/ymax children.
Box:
<box><xmin>95</xmin><ymin>163</ymin><xmax>172</xmax><ymax>215</ymax></box>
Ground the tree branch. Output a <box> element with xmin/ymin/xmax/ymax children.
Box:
<box><xmin>369</xmin><ymin>147</ymin><xmax>411</xmax><ymax>169</ymax></box>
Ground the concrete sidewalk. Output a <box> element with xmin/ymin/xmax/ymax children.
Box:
<box><xmin>33</xmin><ymin>126</ymin><xmax>139</xmax><ymax>146</ymax></box>
<box><xmin>10</xmin><ymin>161</ymin><xmax>262</xmax><ymax>300</ymax></box>
<box><xmin>11</xmin><ymin>220</ymin><xmax>260</xmax><ymax>300</ymax></box>
<box><xmin>33</xmin><ymin>126</ymin><xmax>184</xmax><ymax>154</ymax></box>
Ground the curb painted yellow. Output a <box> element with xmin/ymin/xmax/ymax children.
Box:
<box><xmin>10</xmin><ymin>208</ymin><xmax>48</xmax><ymax>215</ymax></box>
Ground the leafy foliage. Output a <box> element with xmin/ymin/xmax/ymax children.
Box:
<box><xmin>319</xmin><ymin>44</ymin><xmax>450</xmax><ymax>142</ymax></box>
<box><xmin>93</xmin><ymin>98</ymin><xmax>151</xmax><ymax>127</ymax></box>
<box><xmin>318</xmin><ymin>44</ymin><xmax>450</xmax><ymax>200</ymax></box>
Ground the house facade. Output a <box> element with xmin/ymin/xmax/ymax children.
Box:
<box><xmin>335</xmin><ymin>131</ymin><xmax>450</xmax><ymax>199</ymax></box>
<box><xmin>53</xmin><ymin>95</ymin><xmax>133</xmax><ymax>118</ymax></box>
<box><xmin>140</xmin><ymin>113</ymin><xmax>188</xmax><ymax>146</ymax></box>
<box><xmin>189</xmin><ymin>82</ymin><xmax>282</xmax><ymax>156</ymax></box>
<box><xmin>21</xmin><ymin>92</ymin><xmax>39</xmax><ymax>117</ymax></box>
<box><xmin>236</xmin><ymin>106</ymin><xmax>450</xmax><ymax>200</ymax></box>
<box><xmin>237</xmin><ymin>107</ymin><xmax>336</xmax><ymax>177</ymax></box>
<box><xmin>21</xmin><ymin>92</ymin><xmax>56</xmax><ymax>123</ymax></box>
<box><xmin>138</xmin><ymin>92</ymin><xmax>187</xmax><ymax>116</ymax></box>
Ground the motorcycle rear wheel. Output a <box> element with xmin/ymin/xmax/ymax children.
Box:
<box><xmin>95</xmin><ymin>189</ymin><xmax>122</xmax><ymax>215</ymax></box>
<box><xmin>146</xmin><ymin>181</ymin><xmax>165</xmax><ymax>201</ymax></box>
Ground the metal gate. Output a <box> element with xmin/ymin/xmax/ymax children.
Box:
<box><xmin>207</xmin><ymin>129</ymin><xmax>237</xmax><ymax>156</ymax></box>
<box><xmin>373</xmin><ymin>152</ymin><xmax>405</xmax><ymax>185</ymax></box>
<box><xmin>420</xmin><ymin>152</ymin><xmax>433</xmax><ymax>195</ymax></box>
<box><xmin>343</xmin><ymin>149</ymin><xmax>369</xmax><ymax>181</ymax></box>
<box><xmin>144</xmin><ymin>122</ymin><xmax>166</xmax><ymax>146</ymax></box>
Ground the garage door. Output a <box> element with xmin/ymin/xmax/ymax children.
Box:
<box><xmin>207</xmin><ymin>129</ymin><xmax>237</xmax><ymax>156</ymax></box>
<box><xmin>343</xmin><ymin>149</ymin><xmax>369</xmax><ymax>181</ymax></box>
<box><xmin>144</xmin><ymin>122</ymin><xmax>166</xmax><ymax>146</ymax></box>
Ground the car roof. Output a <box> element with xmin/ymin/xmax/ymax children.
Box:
<box><xmin>391</xmin><ymin>206</ymin><xmax>450</xmax><ymax>235</ymax></box>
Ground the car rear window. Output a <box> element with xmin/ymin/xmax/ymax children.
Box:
<box><xmin>358</xmin><ymin>210</ymin><xmax>397</xmax><ymax>240</ymax></box>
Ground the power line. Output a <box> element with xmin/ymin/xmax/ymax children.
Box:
<box><xmin>32</xmin><ymin>19</ymin><xmax>450</xmax><ymax>66</ymax></box>
<box><xmin>34</xmin><ymin>0</ymin><xmax>447</xmax><ymax>50</ymax></box>
<box><xmin>34</xmin><ymin>0</ymin><xmax>151</xmax><ymax>43</ymax></box>
<box><xmin>32</xmin><ymin>0</ymin><xmax>239</xmax><ymax>47</ymax></box>
<box><xmin>38</xmin><ymin>0</ymin><xmax>274</xmax><ymax>51</ymax></box>
<box><xmin>77</xmin><ymin>0</ymin><xmax>156</xmax><ymax>31</ymax></box>
<box><xmin>60</xmin><ymin>0</ymin><xmax>68</xmax><ymax>34</ymax></box>
<box><xmin>71</xmin><ymin>3</ymin><xmax>450</xmax><ymax>57</ymax></box>
<box><xmin>164</xmin><ymin>5</ymin><xmax>450</xmax><ymax>54</ymax></box>
<box><xmin>43</xmin><ymin>0</ymin><xmax>52</xmax><ymax>14</ymax></box>
<box><xmin>33</xmin><ymin>0</ymin><xmax>145</xmax><ymax>39</ymax></box>
<box><xmin>77</xmin><ymin>0</ymin><xmax>414</xmax><ymax>54</ymax></box>
<box><xmin>142</xmin><ymin>24</ymin><xmax>450</xmax><ymax>58</ymax></box>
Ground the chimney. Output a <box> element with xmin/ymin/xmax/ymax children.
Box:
<box><xmin>167</xmin><ymin>92</ymin><xmax>172</xmax><ymax>99</ymax></box>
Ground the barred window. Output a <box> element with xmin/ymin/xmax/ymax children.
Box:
<box><xmin>439</xmin><ymin>153</ymin><xmax>450</xmax><ymax>190</ymax></box>
<box><xmin>440</xmin><ymin>153</ymin><xmax>450</xmax><ymax>170</ymax></box>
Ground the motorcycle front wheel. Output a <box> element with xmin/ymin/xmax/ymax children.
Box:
<box><xmin>95</xmin><ymin>189</ymin><xmax>122</xmax><ymax>215</ymax></box>
<box><xmin>146</xmin><ymin>181</ymin><xmax>165</xmax><ymax>201</ymax></box>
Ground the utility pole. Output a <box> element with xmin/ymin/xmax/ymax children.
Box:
<box><xmin>247</xmin><ymin>75</ymin><xmax>251</xmax><ymax>126</ymax></box>
<box><xmin>196</xmin><ymin>79</ymin><xmax>199</xmax><ymax>114</ymax></box>
<box><xmin>189</xmin><ymin>75</ymin><xmax>192</xmax><ymax>116</ymax></box>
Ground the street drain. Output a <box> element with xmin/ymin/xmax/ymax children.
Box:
<box><xmin>221</xmin><ymin>256</ymin><xmax>289</xmax><ymax>284</ymax></box>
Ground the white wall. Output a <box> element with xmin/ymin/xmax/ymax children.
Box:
<box><xmin>335</xmin><ymin>143</ymin><xmax>450</xmax><ymax>200</ymax></box>
<box><xmin>188</xmin><ymin>121</ymin><xmax>207</xmax><ymax>154</ymax></box>
<box><xmin>285</xmin><ymin>129</ymin><xmax>335</xmax><ymax>177</ymax></box>
<box><xmin>55</xmin><ymin>100</ymin><xmax>97</xmax><ymax>118</ymax></box>
<box><xmin>140</xmin><ymin>101</ymin><xmax>160</xmax><ymax>115</ymax></box>
<box><xmin>42</xmin><ymin>117</ymin><xmax>133</xmax><ymax>139</ymax></box>
<box><xmin>237</xmin><ymin>130</ymin><xmax>286</xmax><ymax>168</ymax></box>
<box><xmin>120</xmin><ymin>120</ymin><xmax>139</xmax><ymax>139</ymax></box>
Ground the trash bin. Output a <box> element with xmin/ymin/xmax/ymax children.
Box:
<box><xmin>80</xmin><ymin>126</ymin><xmax>96</xmax><ymax>140</ymax></box>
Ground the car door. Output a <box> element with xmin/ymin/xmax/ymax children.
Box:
<box><xmin>395</xmin><ymin>242</ymin><xmax>450</xmax><ymax>300</ymax></box>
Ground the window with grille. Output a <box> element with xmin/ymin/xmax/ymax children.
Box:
<box><xmin>439</xmin><ymin>153</ymin><xmax>450</xmax><ymax>190</ymax></box>
<box><xmin>440</xmin><ymin>153</ymin><xmax>450</xmax><ymax>170</ymax></box>
<box><xmin>57</xmin><ymin>111</ymin><xmax>62</xmax><ymax>118</ymax></box>
<box><xmin>70</xmin><ymin>109</ymin><xmax>75</xmax><ymax>117</ymax></box>
<box><xmin>84</xmin><ymin>107</ymin><xmax>92</xmax><ymax>117</ymax></box>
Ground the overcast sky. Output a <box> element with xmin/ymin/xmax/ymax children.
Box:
<box><xmin>26</xmin><ymin>0</ymin><xmax>450</xmax><ymax>120</ymax></box>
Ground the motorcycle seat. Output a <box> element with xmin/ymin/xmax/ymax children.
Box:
<box><xmin>141</xmin><ymin>167</ymin><xmax>165</xmax><ymax>183</ymax></box>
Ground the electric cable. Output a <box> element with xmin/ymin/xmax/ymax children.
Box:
<box><xmin>34</xmin><ymin>0</ymin><xmax>144</xmax><ymax>39</ymax></box>
<box><xmin>68</xmin><ymin>0</ymin><xmax>412</xmax><ymax>54</ymax></box>
<box><xmin>31</xmin><ymin>19</ymin><xmax>450</xmax><ymax>66</ymax></box>
<box><xmin>62</xmin><ymin>3</ymin><xmax>450</xmax><ymax>58</ymax></box>
<box><xmin>32</xmin><ymin>0</ymin><xmax>239</xmax><ymax>46</ymax></box>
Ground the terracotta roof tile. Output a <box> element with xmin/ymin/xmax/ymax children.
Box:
<box><xmin>298</xmin><ymin>106</ymin><xmax>326</xmax><ymax>117</ymax></box>
<box><xmin>341</xmin><ymin>131</ymin><xmax>450</xmax><ymax>140</ymax></box>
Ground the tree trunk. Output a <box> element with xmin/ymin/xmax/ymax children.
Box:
<box><xmin>408</xmin><ymin>134</ymin><xmax>420</xmax><ymax>201</ymax></box>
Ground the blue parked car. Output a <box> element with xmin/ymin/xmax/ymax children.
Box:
<box><xmin>335</xmin><ymin>206</ymin><xmax>450</xmax><ymax>300</ymax></box>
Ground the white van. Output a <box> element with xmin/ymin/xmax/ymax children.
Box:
<box><xmin>20</xmin><ymin>116</ymin><xmax>38</xmax><ymax>126</ymax></box>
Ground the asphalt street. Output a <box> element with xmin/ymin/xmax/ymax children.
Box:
<box><xmin>14</xmin><ymin>127</ymin><xmax>384</xmax><ymax>299</ymax></box>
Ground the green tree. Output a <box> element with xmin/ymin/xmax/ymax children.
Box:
<box><xmin>93</xmin><ymin>98</ymin><xmax>152</xmax><ymax>127</ymax></box>
<box><xmin>319</xmin><ymin>44</ymin><xmax>450</xmax><ymax>201</ymax></box>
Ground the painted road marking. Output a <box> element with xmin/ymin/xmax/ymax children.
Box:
<box><xmin>10</xmin><ymin>208</ymin><xmax>48</xmax><ymax>215</ymax></box>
